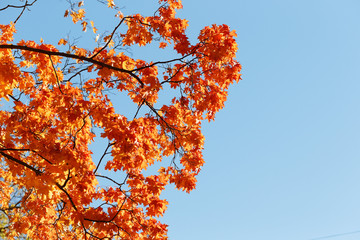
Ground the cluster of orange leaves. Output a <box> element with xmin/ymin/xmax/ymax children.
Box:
<box><xmin>0</xmin><ymin>0</ymin><xmax>241</xmax><ymax>239</ymax></box>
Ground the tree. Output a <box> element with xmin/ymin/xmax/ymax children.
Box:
<box><xmin>0</xmin><ymin>0</ymin><xmax>241</xmax><ymax>239</ymax></box>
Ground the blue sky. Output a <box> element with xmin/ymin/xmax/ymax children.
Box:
<box><xmin>163</xmin><ymin>1</ymin><xmax>360</xmax><ymax>240</ymax></box>
<box><xmin>1</xmin><ymin>0</ymin><xmax>360</xmax><ymax>239</ymax></box>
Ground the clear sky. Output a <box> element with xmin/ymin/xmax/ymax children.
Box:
<box><xmin>2</xmin><ymin>0</ymin><xmax>360</xmax><ymax>239</ymax></box>
<box><xmin>167</xmin><ymin>1</ymin><xmax>360</xmax><ymax>239</ymax></box>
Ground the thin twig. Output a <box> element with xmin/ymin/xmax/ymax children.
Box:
<box><xmin>90</xmin><ymin>17</ymin><xmax>128</xmax><ymax>59</ymax></box>
<box><xmin>49</xmin><ymin>55</ymin><xmax>64</xmax><ymax>94</ymax></box>
<box><xmin>94</xmin><ymin>142</ymin><xmax>114</xmax><ymax>174</ymax></box>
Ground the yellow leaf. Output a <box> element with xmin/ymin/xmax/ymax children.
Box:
<box><xmin>82</xmin><ymin>21</ymin><xmax>87</xmax><ymax>32</ymax></box>
<box><xmin>58</xmin><ymin>38</ymin><xmax>67</xmax><ymax>45</ymax></box>
<box><xmin>107</xmin><ymin>0</ymin><xmax>115</xmax><ymax>8</ymax></box>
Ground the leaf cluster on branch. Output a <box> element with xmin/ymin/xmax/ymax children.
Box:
<box><xmin>0</xmin><ymin>0</ymin><xmax>241</xmax><ymax>239</ymax></box>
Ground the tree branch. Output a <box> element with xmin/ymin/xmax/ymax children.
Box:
<box><xmin>0</xmin><ymin>0</ymin><xmax>37</xmax><ymax>11</ymax></box>
<box><xmin>55</xmin><ymin>182</ymin><xmax>78</xmax><ymax>211</ymax></box>
<box><xmin>0</xmin><ymin>152</ymin><xmax>42</xmax><ymax>175</ymax></box>
<box><xmin>90</xmin><ymin>17</ymin><xmax>128</xmax><ymax>59</ymax></box>
<box><xmin>93</xmin><ymin>142</ymin><xmax>114</xmax><ymax>174</ymax></box>
<box><xmin>0</xmin><ymin>44</ymin><xmax>145</xmax><ymax>87</ymax></box>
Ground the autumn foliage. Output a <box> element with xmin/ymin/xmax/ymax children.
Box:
<box><xmin>0</xmin><ymin>0</ymin><xmax>241</xmax><ymax>239</ymax></box>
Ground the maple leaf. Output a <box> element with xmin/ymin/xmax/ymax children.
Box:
<box><xmin>0</xmin><ymin>0</ymin><xmax>241</xmax><ymax>239</ymax></box>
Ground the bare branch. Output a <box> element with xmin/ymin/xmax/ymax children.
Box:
<box><xmin>95</xmin><ymin>174</ymin><xmax>125</xmax><ymax>187</ymax></box>
<box><xmin>0</xmin><ymin>0</ymin><xmax>37</xmax><ymax>11</ymax></box>
<box><xmin>133</xmin><ymin>44</ymin><xmax>201</xmax><ymax>72</ymax></box>
<box><xmin>94</xmin><ymin>142</ymin><xmax>114</xmax><ymax>174</ymax></box>
<box><xmin>90</xmin><ymin>17</ymin><xmax>128</xmax><ymax>59</ymax></box>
